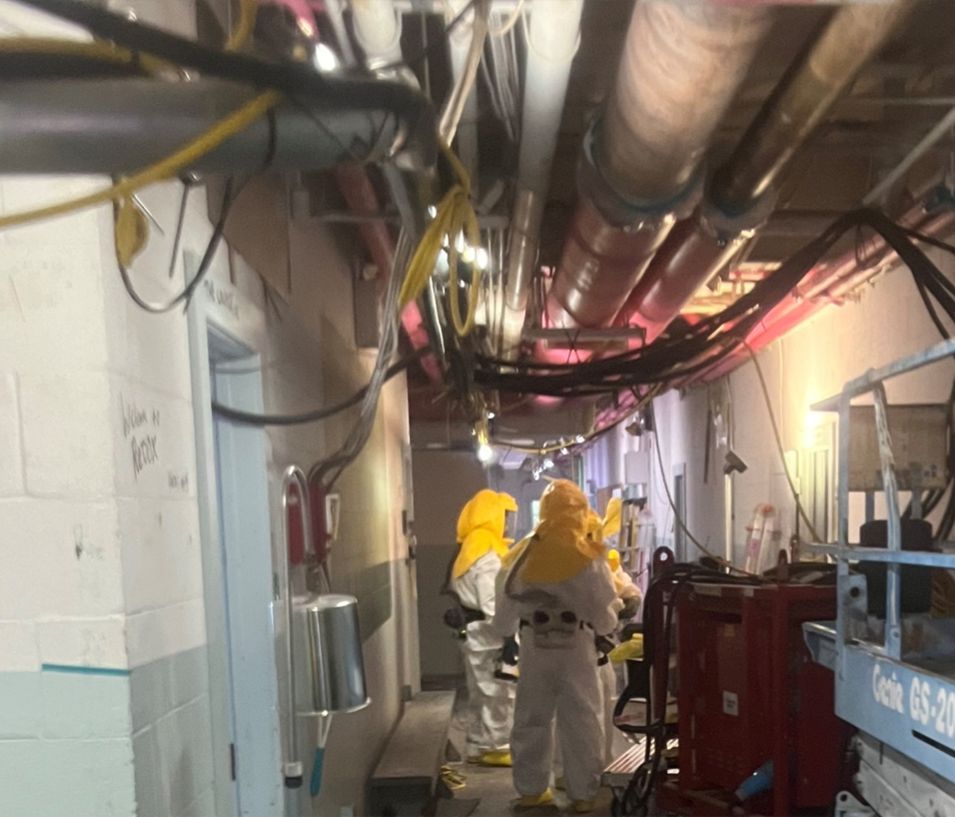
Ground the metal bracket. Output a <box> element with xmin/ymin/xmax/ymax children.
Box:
<box><xmin>835</xmin><ymin>791</ymin><xmax>874</xmax><ymax>817</ymax></box>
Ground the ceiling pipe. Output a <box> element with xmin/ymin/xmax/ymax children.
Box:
<box><xmin>620</xmin><ymin>0</ymin><xmax>914</xmax><ymax>341</ymax></box>
<box><xmin>350</xmin><ymin>0</ymin><xmax>404</xmax><ymax>69</ymax></box>
<box><xmin>500</xmin><ymin>0</ymin><xmax>584</xmax><ymax>357</ymax></box>
<box><xmin>545</xmin><ymin>0</ymin><xmax>772</xmax><ymax>330</ymax></box>
<box><xmin>0</xmin><ymin>77</ymin><xmax>434</xmax><ymax>173</ymax></box>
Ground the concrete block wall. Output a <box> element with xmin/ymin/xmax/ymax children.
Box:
<box><xmin>0</xmin><ymin>4</ymin><xmax>418</xmax><ymax>817</ymax></box>
<box><xmin>410</xmin><ymin>450</ymin><xmax>487</xmax><ymax>681</ymax></box>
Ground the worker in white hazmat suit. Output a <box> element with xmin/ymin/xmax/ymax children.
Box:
<box><xmin>554</xmin><ymin>500</ymin><xmax>641</xmax><ymax>785</ymax></box>
<box><xmin>450</xmin><ymin>489</ymin><xmax>518</xmax><ymax>766</ymax></box>
<box><xmin>603</xmin><ymin>544</ymin><xmax>641</xmax><ymax>759</ymax></box>
<box><xmin>494</xmin><ymin>480</ymin><xmax>617</xmax><ymax>813</ymax></box>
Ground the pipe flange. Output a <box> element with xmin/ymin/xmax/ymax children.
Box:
<box><xmin>577</xmin><ymin>119</ymin><xmax>703</xmax><ymax>229</ymax></box>
<box><xmin>699</xmin><ymin>186</ymin><xmax>778</xmax><ymax>245</ymax></box>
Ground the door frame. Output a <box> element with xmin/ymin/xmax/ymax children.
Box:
<box><xmin>188</xmin><ymin>290</ymin><xmax>282</xmax><ymax>817</ymax></box>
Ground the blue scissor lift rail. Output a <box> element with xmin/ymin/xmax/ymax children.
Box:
<box><xmin>804</xmin><ymin>337</ymin><xmax>955</xmax><ymax>784</ymax></box>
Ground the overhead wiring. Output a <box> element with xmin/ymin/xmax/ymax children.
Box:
<box><xmin>378</xmin><ymin>0</ymin><xmax>478</xmax><ymax>71</ymax></box>
<box><xmin>12</xmin><ymin>0</ymin><xmax>430</xmax><ymax>117</ymax></box>
<box><xmin>211</xmin><ymin>348</ymin><xmax>432</xmax><ymax>426</ymax></box>
<box><xmin>115</xmin><ymin>177</ymin><xmax>241</xmax><ymax>314</ymax></box>
<box><xmin>650</xmin><ymin>407</ymin><xmax>761</xmax><ymax>577</ymax></box>
<box><xmin>0</xmin><ymin>90</ymin><xmax>280</xmax><ymax>230</ymax></box>
<box><xmin>743</xmin><ymin>341</ymin><xmax>824</xmax><ymax>544</ymax></box>
<box><xmin>0</xmin><ymin>0</ymin><xmax>272</xmax><ymax>233</ymax></box>
<box><xmin>399</xmin><ymin>144</ymin><xmax>482</xmax><ymax>337</ymax></box>
<box><xmin>471</xmin><ymin>209</ymin><xmax>955</xmax><ymax>403</ymax></box>
<box><xmin>487</xmin><ymin>0</ymin><xmax>525</xmax><ymax>38</ymax></box>
<box><xmin>224</xmin><ymin>0</ymin><xmax>257</xmax><ymax>52</ymax></box>
<box><xmin>310</xmin><ymin>230</ymin><xmax>415</xmax><ymax>491</ymax></box>
<box><xmin>438</xmin><ymin>0</ymin><xmax>489</xmax><ymax>144</ymax></box>
<box><xmin>0</xmin><ymin>36</ymin><xmax>166</xmax><ymax>74</ymax></box>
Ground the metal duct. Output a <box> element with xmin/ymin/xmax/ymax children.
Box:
<box><xmin>0</xmin><ymin>78</ymin><xmax>435</xmax><ymax>174</ymax></box>
<box><xmin>546</xmin><ymin>0</ymin><xmax>772</xmax><ymax>329</ymax></box>
<box><xmin>501</xmin><ymin>0</ymin><xmax>585</xmax><ymax>356</ymax></box>
<box><xmin>623</xmin><ymin>0</ymin><xmax>913</xmax><ymax>341</ymax></box>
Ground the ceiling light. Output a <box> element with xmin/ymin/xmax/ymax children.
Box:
<box><xmin>575</xmin><ymin>435</ymin><xmax>586</xmax><ymax>444</ymax></box>
<box><xmin>427</xmin><ymin>205</ymin><xmax>437</xmax><ymax>219</ymax></box>
<box><xmin>313</xmin><ymin>43</ymin><xmax>340</xmax><ymax>73</ymax></box>
<box><xmin>477</xmin><ymin>442</ymin><xmax>494</xmax><ymax>464</ymax></box>
<box><xmin>475</xmin><ymin>247</ymin><xmax>489</xmax><ymax>270</ymax></box>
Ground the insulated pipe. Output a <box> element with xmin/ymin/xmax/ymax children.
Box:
<box><xmin>350</xmin><ymin>0</ymin><xmax>404</xmax><ymax>68</ymax></box>
<box><xmin>501</xmin><ymin>0</ymin><xmax>584</xmax><ymax>356</ymax></box>
<box><xmin>547</xmin><ymin>0</ymin><xmax>772</xmax><ymax>329</ymax></box>
<box><xmin>0</xmin><ymin>78</ymin><xmax>434</xmax><ymax>173</ymax></box>
<box><xmin>622</xmin><ymin>0</ymin><xmax>913</xmax><ymax>341</ymax></box>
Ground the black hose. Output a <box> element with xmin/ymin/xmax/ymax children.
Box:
<box><xmin>211</xmin><ymin>347</ymin><xmax>431</xmax><ymax>426</ymax></box>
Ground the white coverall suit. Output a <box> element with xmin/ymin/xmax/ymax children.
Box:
<box><xmin>495</xmin><ymin>489</ymin><xmax>618</xmax><ymax>805</ymax></box>
<box><xmin>601</xmin><ymin>556</ymin><xmax>641</xmax><ymax>763</ymax></box>
<box><xmin>452</xmin><ymin>550</ymin><xmax>515</xmax><ymax>755</ymax></box>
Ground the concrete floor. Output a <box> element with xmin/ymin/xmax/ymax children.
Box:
<box><xmin>439</xmin><ymin>685</ymin><xmax>616</xmax><ymax>817</ymax></box>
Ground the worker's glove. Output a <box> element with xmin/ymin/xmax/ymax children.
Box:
<box><xmin>501</xmin><ymin>635</ymin><xmax>519</xmax><ymax>666</ymax></box>
<box><xmin>617</xmin><ymin>596</ymin><xmax>640</xmax><ymax>621</ymax></box>
<box><xmin>595</xmin><ymin>634</ymin><xmax>615</xmax><ymax>666</ymax></box>
<box><xmin>442</xmin><ymin>607</ymin><xmax>467</xmax><ymax>640</ymax></box>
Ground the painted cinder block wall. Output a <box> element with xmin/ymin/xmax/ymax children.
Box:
<box><xmin>0</xmin><ymin>2</ymin><xmax>418</xmax><ymax>816</ymax></box>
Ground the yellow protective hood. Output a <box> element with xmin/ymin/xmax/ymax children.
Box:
<box><xmin>452</xmin><ymin>489</ymin><xmax>517</xmax><ymax>578</ymax></box>
<box><xmin>602</xmin><ymin>497</ymin><xmax>622</xmax><ymax>540</ymax></box>
<box><xmin>607</xmin><ymin>548</ymin><xmax>621</xmax><ymax>573</ymax></box>
<box><xmin>519</xmin><ymin>480</ymin><xmax>602</xmax><ymax>584</ymax></box>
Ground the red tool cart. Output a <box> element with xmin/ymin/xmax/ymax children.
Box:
<box><xmin>659</xmin><ymin>580</ymin><xmax>848</xmax><ymax>816</ymax></box>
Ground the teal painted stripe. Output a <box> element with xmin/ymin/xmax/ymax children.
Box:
<box><xmin>41</xmin><ymin>663</ymin><xmax>130</xmax><ymax>678</ymax></box>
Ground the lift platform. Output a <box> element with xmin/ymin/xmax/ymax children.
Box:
<box><xmin>804</xmin><ymin>337</ymin><xmax>955</xmax><ymax>805</ymax></box>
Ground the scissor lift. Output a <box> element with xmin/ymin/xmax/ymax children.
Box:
<box><xmin>803</xmin><ymin>337</ymin><xmax>955</xmax><ymax>814</ymax></box>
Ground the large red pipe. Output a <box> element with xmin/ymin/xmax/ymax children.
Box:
<box><xmin>545</xmin><ymin>0</ymin><xmax>772</xmax><ymax>330</ymax></box>
<box><xmin>617</xmin><ymin>0</ymin><xmax>914</xmax><ymax>342</ymax></box>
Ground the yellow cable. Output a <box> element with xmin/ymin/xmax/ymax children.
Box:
<box><xmin>0</xmin><ymin>90</ymin><xmax>281</xmax><ymax>231</ymax></box>
<box><xmin>0</xmin><ymin>0</ymin><xmax>261</xmax><ymax>235</ymax></box>
<box><xmin>399</xmin><ymin>142</ymin><xmax>482</xmax><ymax>337</ymax></box>
<box><xmin>225</xmin><ymin>0</ymin><xmax>258</xmax><ymax>51</ymax></box>
<box><xmin>0</xmin><ymin>36</ymin><xmax>167</xmax><ymax>73</ymax></box>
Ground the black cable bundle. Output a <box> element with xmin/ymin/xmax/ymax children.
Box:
<box><xmin>474</xmin><ymin>209</ymin><xmax>955</xmax><ymax>400</ymax></box>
